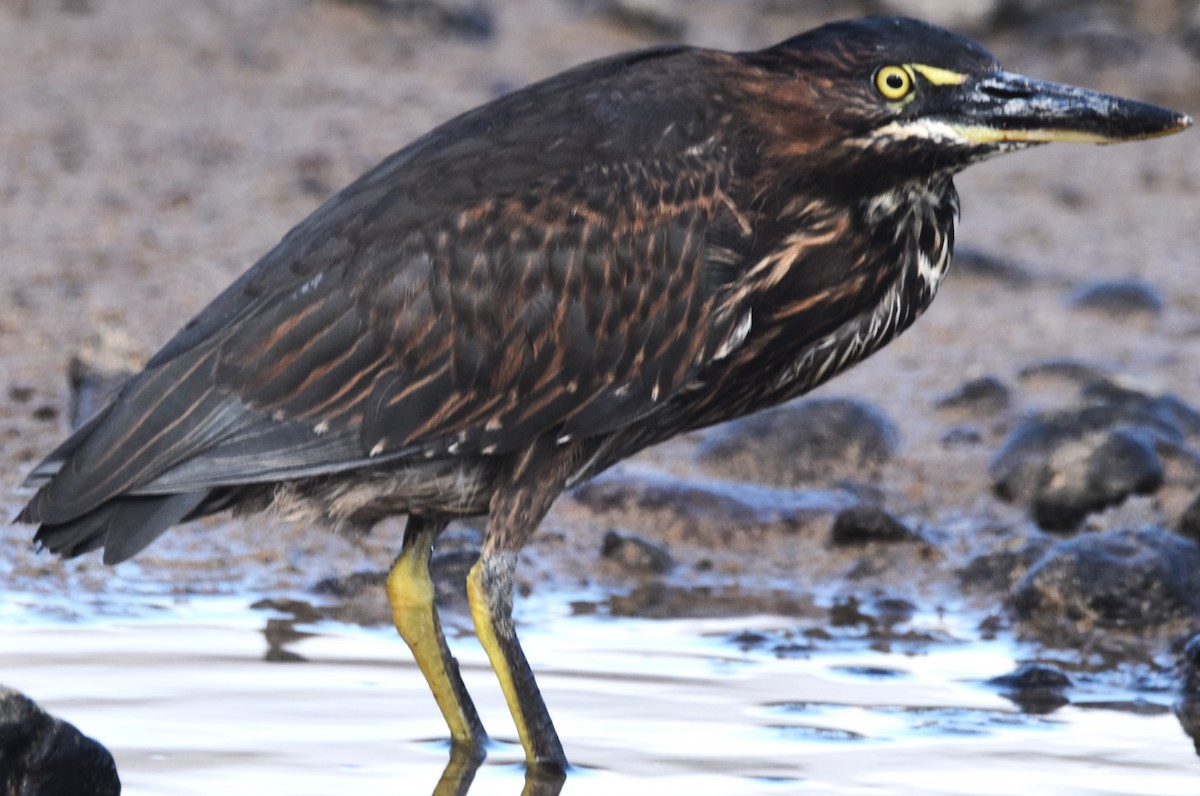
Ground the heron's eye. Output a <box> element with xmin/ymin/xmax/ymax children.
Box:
<box><xmin>875</xmin><ymin>65</ymin><xmax>914</xmax><ymax>101</ymax></box>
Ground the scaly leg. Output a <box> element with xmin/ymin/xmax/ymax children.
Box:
<box><xmin>467</xmin><ymin>437</ymin><xmax>576</xmax><ymax>771</ymax></box>
<box><xmin>468</xmin><ymin>551</ymin><xmax>566</xmax><ymax>770</ymax></box>
<box><xmin>387</xmin><ymin>514</ymin><xmax>488</xmax><ymax>759</ymax></box>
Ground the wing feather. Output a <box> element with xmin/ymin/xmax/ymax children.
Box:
<box><xmin>20</xmin><ymin>46</ymin><xmax>757</xmax><ymax>542</ymax></box>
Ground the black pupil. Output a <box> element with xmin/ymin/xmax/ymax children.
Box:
<box><xmin>886</xmin><ymin>73</ymin><xmax>905</xmax><ymax>90</ymax></box>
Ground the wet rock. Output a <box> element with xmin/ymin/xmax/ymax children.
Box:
<box><xmin>601</xmin><ymin>529</ymin><xmax>673</xmax><ymax>574</ymax></box>
<box><xmin>311</xmin><ymin>571</ymin><xmax>386</xmax><ymax>601</ymax></box>
<box><xmin>572</xmin><ymin>470</ymin><xmax>855</xmax><ymax>547</ymax></box>
<box><xmin>989</xmin><ymin>663</ymin><xmax>1071</xmax><ymax>714</ymax></box>
<box><xmin>1067</xmin><ymin>279</ymin><xmax>1163</xmax><ymax>318</ymax></box>
<box><xmin>1011</xmin><ymin>528</ymin><xmax>1200</xmax><ymax>641</ymax></box>
<box><xmin>0</xmin><ymin>687</ymin><xmax>120</xmax><ymax>796</ymax></box>
<box><xmin>936</xmin><ymin>375</ymin><xmax>1010</xmax><ymax>415</ymax></box>
<box><xmin>1178</xmin><ymin>633</ymin><xmax>1200</xmax><ymax>697</ymax></box>
<box><xmin>698</xmin><ymin>397</ymin><xmax>899</xmax><ymax>486</ymax></box>
<box><xmin>1031</xmin><ymin>428</ymin><xmax>1164</xmax><ymax>531</ymax></box>
<box><xmin>829</xmin><ymin>505</ymin><xmax>916</xmax><ymax>547</ymax></box>
<box><xmin>600</xmin><ymin>582</ymin><xmax>819</xmax><ymax>620</ymax></box>
<box><xmin>946</xmin><ymin>245</ymin><xmax>1034</xmax><ymax>288</ymax></box>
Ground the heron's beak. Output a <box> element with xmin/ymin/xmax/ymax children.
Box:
<box><xmin>944</xmin><ymin>70</ymin><xmax>1192</xmax><ymax>145</ymax></box>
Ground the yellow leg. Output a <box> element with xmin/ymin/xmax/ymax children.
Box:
<box><xmin>387</xmin><ymin>516</ymin><xmax>487</xmax><ymax>757</ymax></box>
<box><xmin>467</xmin><ymin>552</ymin><xmax>567</xmax><ymax>771</ymax></box>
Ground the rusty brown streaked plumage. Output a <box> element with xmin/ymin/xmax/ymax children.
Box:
<box><xmin>17</xmin><ymin>15</ymin><xmax>1191</xmax><ymax>775</ymax></box>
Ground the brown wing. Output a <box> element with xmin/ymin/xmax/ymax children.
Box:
<box><xmin>202</xmin><ymin>154</ymin><xmax>740</xmax><ymax>471</ymax></box>
<box><xmin>19</xmin><ymin>45</ymin><xmax>754</xmax><ymax>549</ymax></box>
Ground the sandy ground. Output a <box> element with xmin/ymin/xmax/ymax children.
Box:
<box><xmin>0</xmin><ymin>0</ymin><xmax>1198</xmax><ymax>631</ymax></box>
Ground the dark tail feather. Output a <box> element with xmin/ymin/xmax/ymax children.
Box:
<box><xmin>33</xmin><ymin>491</ymin><xmax>210</xmax><ymax>565</ymax></box>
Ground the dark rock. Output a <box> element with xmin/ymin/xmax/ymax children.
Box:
<box><xmin>600</xmin><ymin>582</ymin><xmax>818</xmax><ymax>620</ymax></box>
<box><xmin>945</xmin><ymin>245</ymin><xmax>1034</xmax><ymax>287</ymax></box>
<box><xmin>829</xmin><ymin>505</ymin><xmax>915</xmax><ymax>547</ymax></box>
<box><xmin>698</xmin><ymin>397</ymin><xmax>899</xmax><ymax>486</ymax></box>
<box><xmin>0</xmin><ymin>687</ymin><xmax>120</xmax><ymax>796</ymax></box>
<box><xmin>941</xmin><ymin>425</ymin><xmax>983</xmax><ymax>447</ymax></box>
<box><xmin>958</xmin><ymin>534</ymin><xmax>1054</xmax><ymax>594</ymax></box>
<box><xmin>1179</xmin><ymin>633</ymin><xmax>1200</xmax><ymax>697</ymax></box>
<box><xmin>1011</xmin><ymin>528</ymin><xmax>1200</xmax><ymax>640</ymax></box>
<box><xmin>990</xmin><ymin>662</ymin><xmax>1072</xmax><ymax>690</ymax></box>
<box><xmin>1081</xmin><ymin>381</ymin><xmax>1200</xmax><ymax>437</ymax></box>
<box><xmin>1017</xmin><ymin>357</ymin><xmax>1118</xmax><ymax>387</ymax></box>
<box><xmin>1176</xmin><ymin>699</ymin><xmax>1200</xmax><ymax>756</ymax></box>
<box><xmin>989</xmin><ymin>662</ymin><xmax>1071</xmax><ymax>714</ymax></box>
<box><xmin>1175</xmin><ymin>633</ymin><xmax>1200</xmax><ymax>754</ymax></box>
<box><xmin>312</xmin><ymin>570</ymin><xmax>386</xmax><ymax>600</ymax></box>
<box><xmin>329</xmin><ymin>0</ymin><xmax>494</xmax><ymax>41</ymax></box>
<box><xmin>1067</xmin><ymin>279</ymin><xmax>1163</xmax><ymax>317</ymax></box>
<box><xmin>597</xmin><ymin>0</ymin><xmax>685</xmax><ymax>39</ymax></box>
<box><xmin>1177</xmin><ymin>493</ymin><xmax>1200</xmax><ymax>544</ymax></box>
<box><xmin>1031</xmin><ymin>428</ymin><xmax>1164</xmax><ymax>531</ymax></box>
<box><xmin>601</xmin><ymin>529</ymin><xmax>674</xmax><ymax>574</ymax></box>
<box><xmin>572</xmin><ymin>470</ymin><xmax>855</xmax><ymax>546</ymax></box>
<box><xmin>7</xmin><ymin>384</ymin><xmax>35</xmax><ymax>403</ymax></box>
<box><xmin>989</xmin><ymin>383</ymin><xmax>1188</xmax><ymax>530</ymax></box>
<box><xmin>1184</xmin><ymin>1</ymin><xmax>1200</xmax><ymax>60</ymax></box>
<box><xmin>936</xmin><ymin>375</ymin><xmax>1010</xmax><ymax>414</ymax></box>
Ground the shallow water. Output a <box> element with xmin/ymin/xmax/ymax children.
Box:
<box><xmin>2</xmin><ymin>595</ymin><xmax>1197</xmax><ymax>795</ymax></box>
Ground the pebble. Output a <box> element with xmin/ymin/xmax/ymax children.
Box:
<box><xmin>936</xmin><ymin>375</ymin><xmax>1010</xmax><ymax>414</ymax></box>
<box><xmin>988</xmin><ymin>662</ymin><xmax>1072</xmax><ymax>713</ymax></box>
<box><xmin>944</xmin><ymin>245</ymin><xmax>1034</xmax><ymax>287</ymax></box>
<box><xmin>601</xmin><ymin>529</ymin><xmax>674</xmax><ymax>574</ymax></box>
<box><xmin>331</xmin><ymin>0</ymin><xmax>495</xmax><ymax>40</ymax></box>
<box><xmin>0</xmin><ymin>687</ymin><xmax>120</xmax><ymax>796</ymax></box>
<box><xmin>829</xmin><ymin>505</ymin><xmax>916</xmax><ymax>547</ymax></box>
<box><xmin>940</xmin><ymin>425</ymin><xmax>983</xmax><ymax>447</ymax></box>
<box><xmin>1067</xmin><ymin>279</ymin><xmax>1164</xmax><ymax>318</ymax></box>
<box><xmin>1011</xmin><ymin>528</ymin><xmax>1200</xmax><ymax>641</ymax></box>
<box><xmin>1017</xmin><ymin>357</ymin><xmax>1118</xmax><ymax>388</ymax></box>
<box><xmin>698</xmin><ymin>397</ymin><xmax>899</xmax><ymax>486</ymax></box>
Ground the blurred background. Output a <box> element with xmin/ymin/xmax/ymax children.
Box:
<box><xmin>1</xmin><ymin>2</ymin><xmax>1199</xmax><ymax>794</ymax></box>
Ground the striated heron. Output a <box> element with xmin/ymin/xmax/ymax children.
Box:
<box><xmin>17</xmin><ymin>16</ymin><xmax>1191</xmax><ymax>772</ymax></box>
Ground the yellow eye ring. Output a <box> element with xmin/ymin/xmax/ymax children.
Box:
<box><xmin>875</xmin><ymin>65</ymin><xmax>914</xmax><ymax>101</ymax></box>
